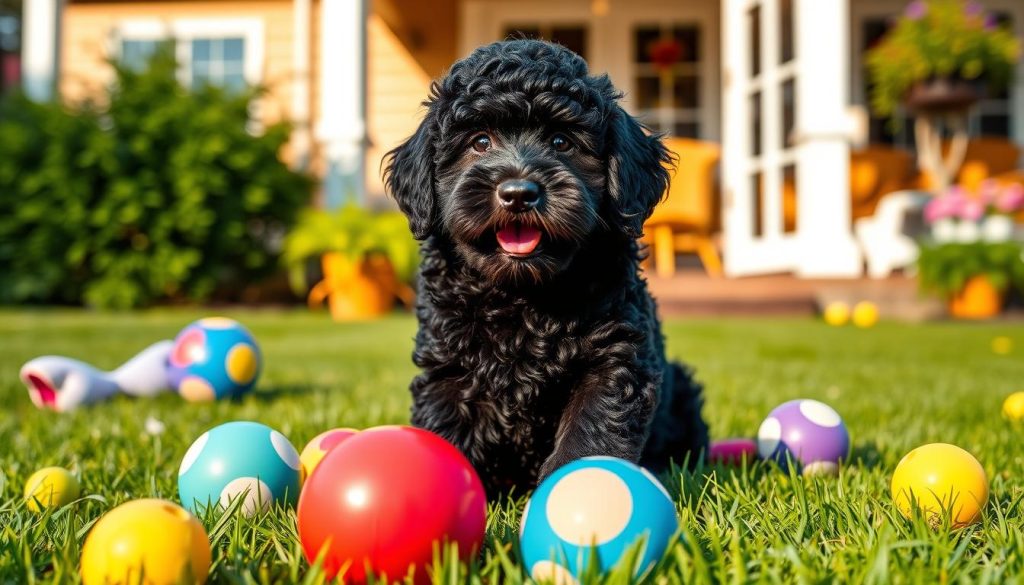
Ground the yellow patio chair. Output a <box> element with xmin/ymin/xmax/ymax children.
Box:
<box><xmin>642</xmin><ymin>137</ymin><xmax>722</xmax><ymax>278</ymax></box>
<box><xmin>915</xmin><ymin>136</ymin><xmax>1022</xmax><ymax>193</ymax></box>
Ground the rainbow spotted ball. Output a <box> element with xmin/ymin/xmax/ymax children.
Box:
<box><xmin>178</xmin><ymin>421</ymin><xmax>301</xmax><ymax>515</ymax></box>
<box><xmin>168</xmin><ymin>317</ymin><xmax>261</xmax><ymax>401</ymax></box>
<box><xmin>519</xmin><ymin>457</ymin><xmax>678</xmax><ymax>584</ymax></box>
<box><xmin>757</xmin><ymin>399</ymin><xmax>849</xmax><ymax>475</ymax></box>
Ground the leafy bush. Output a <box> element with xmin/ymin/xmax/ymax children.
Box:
<box><xmin>917</xmin><ymin>241</ymin><xmax>1024</xmax><ymax>299</ymax></box>
<box><xmin>865</xmin><ymin>0</ymin><xmax>1020</xmax><ymax>117</ymax></box>
<box><xmin>0</xmin><ymin>48</ymin><xmax>312</xmax><ymax>308</ymax></box>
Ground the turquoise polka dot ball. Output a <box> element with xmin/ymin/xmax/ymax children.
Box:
<box><xmin>519</xmin><ymin>457</ymin><xmax>679</xmax><ymax>584</ymax></box>
<box><xmin>178</xmin><ymin>421</ymin><xmax>301</xmax><ymax>515</ymax></box>
<box><xmin>167</xmin><ymin>317</ymin><xmax>262</xmax><ymax>402</ymax></box>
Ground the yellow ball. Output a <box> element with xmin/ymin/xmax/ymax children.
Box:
<box><xmin>24</xmin><ymin>466</ymin><xmax>80</xmax><ymax>512</ymax></box>
<box><xmin>992</xmin><ymin>336</ymin><xmax>1013</xmax><ymax>356</ymax></box>
<box><xmin>1003</xmin><ymin>392</ymin><xmax>1024</xmax><ymax>422</ymax></box>
<box><xmin>891</xmin><ymin>443</ymin><xmax>988</xmax><ymax>528</ymax></box>
<box><xmin>299</xmin><ymin>428</ymin><xmax>358</xmax><ymax>483</ymax></box>
<box><xmin>852</xmin><ymin>301</ymin><xmax>879</xmax><ymax>328</ymax></box>
<box><xmin>822</xmin><ymin>302</ymin><xmax>850</xmax><ymax>326</ymax></box>
<box><xmin>81</xmin><ymin>499</ymin><xmax>211</xmax><ymax>585</ymax></box>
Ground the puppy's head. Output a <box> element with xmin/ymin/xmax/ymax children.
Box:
<box><xmin>385</xmin><ymin>39</ymin><xmax>670</xmax><ymax>285</ymax></box>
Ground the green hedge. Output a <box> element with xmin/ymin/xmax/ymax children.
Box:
<box><xmin>0</xmin><ymin>49</ymin><xmax>312</xmax><ymax>308</ymax></box>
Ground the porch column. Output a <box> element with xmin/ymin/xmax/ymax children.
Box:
<box><xmin>793</xmin><ymin>0</ymin><xmax>861</xmax><ymax>277</ymax></box>
<box><xmin>22</xmin><ymin>0</ymin><xmax>61</xmax><ymax>101</ymax></box>
<box><xmin>317</xmin><ymin>0</ymin><xmax>368</xmax><ymax>207</ymax></box>
<box><xmin>291</xmin><ymin>0</ymin><xmax>313</xmax><ymax>170</ymax></box>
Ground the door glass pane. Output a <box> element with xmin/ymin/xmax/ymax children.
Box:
<box><xmin>748</xmin><ymin>5</ymin><xmax>761</xmax><ymax>78</ymax></box>
<box><xmin>750</xmin><ymin>91</ymin><xmax>762</xmax><ymax>156</ymax></box>
<box><xmin>781</xmin><ymin>78</ymin><xmax>795</xmax><ymax>149</ymax></box>
<box><xmin>783</xmin><ymin>164</ymin><xmax>797</xmax><ymax>233</ymax></box>
<box><xmin>752</xmin><ymin>171</ymin><xmax>765</xmax><ymax>237</ymax></box>
<box><xmin>779</xmin><ymin>0</ymin><xmax>794</xmax><ymax>64</ymax></box>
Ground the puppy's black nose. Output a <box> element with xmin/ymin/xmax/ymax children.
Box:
<box><xmin>497</xmin><ymin>179</ymin><xmax>540</xmax><ymax>213</ymax></box>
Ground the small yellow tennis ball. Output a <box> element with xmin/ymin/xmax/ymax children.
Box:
<box><xmin>823</xmin><ymin>302</ymin><xmax>850</xmax><ymax>326</ymax></box>
<box><xmin>1003</xmin><ymin>392</ymin><xmax>1024</xmax><ymax>422</ymax></box>
<box><xmin>24</xmin><ymin>467</ymin><xmax>80</xmax><ymax>512</ymax></box>
<box><xmin>891</xmin><ymin>443</ymin><xmax>988</xmax><ymax>528</ymax></box>
<box><xmin>852</xmin><ymin>301</ymin><xmax>879</xmax><ymax>328</ymax></box>
<box><xmin>992</xmin><ymin>336</ymin><xmax>1013</xmax><ymax>355</ymax></box>
<box><xmin>81</xmin><ymin>499</ymin><xmax>211</xmax><ymax>585</ymax></box>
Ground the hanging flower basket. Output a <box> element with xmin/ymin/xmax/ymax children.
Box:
<box><xmin>902</xmin><ymin>77</ymin><xmax>980</xmax><ymax>115</ymax></box>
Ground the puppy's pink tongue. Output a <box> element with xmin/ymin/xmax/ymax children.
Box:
<box><xmin>496</xmin><ymin>224</ymin><xmax>542</xmax><ymax>255</ymax></box>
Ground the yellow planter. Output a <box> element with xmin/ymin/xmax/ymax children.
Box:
<box><xmin>308</xmin><ymin>253</ymin><xmax>413</xmax><ymax>321</ymax></box>
<box><xmin>948</xmin><ymin>275</ymin><xmax>1004</xmax><ymax>320</ymax></box>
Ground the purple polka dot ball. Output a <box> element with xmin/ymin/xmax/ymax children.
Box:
<box><xmin>757</xmin><ymin>399</ymin><xmax>849</xmax><ymax>475</ymax></box>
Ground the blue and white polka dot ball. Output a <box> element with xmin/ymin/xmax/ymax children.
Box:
<box><xmin>178</xmin><ymin>421</ymin><xmax>301</xmax><ymax>515</ymax></box>
<box><xmin>519</xmin><ymin>456</ymin><xmax>679</xmax><ymax>584</ymax></box>
<box><xmin>167</xmin><ymin>317</ymin><xmax>262</xmax><ymax>402</ymax></box>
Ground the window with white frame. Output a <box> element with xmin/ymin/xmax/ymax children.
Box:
<box><xmin>632</xmin><ymin>23</ymin><xmax>703</xmax><ymax>138</ymax></box>
<box><xmin>116</xmin><ymin>19</ymin><xmax>262</xmax><ymax>92</ymax></box>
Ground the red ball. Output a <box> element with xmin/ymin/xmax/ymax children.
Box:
<box><xmin>708</xmin><ymin>438</ymin><xmax>759</xmax><ymax>466</ymax></box>
<box><xmin>296</xmin><ymin>426</ymin><xmax>487</xmax><ymax>582</ymax></box>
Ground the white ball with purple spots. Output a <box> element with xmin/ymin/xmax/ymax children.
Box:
<box><xmin>757</xmin><ymin>399</ymin><xmax>849</xmax><ymax>475</ymax></box>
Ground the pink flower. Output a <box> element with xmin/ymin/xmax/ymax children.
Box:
<box><xmin>964</xmin><ymin>1</ymin><xmax>984</xmax><ymax>17</ymax></box>
<box><xmin>924</xmin><ymin>196</ymin><xmax>952</xmax><ymax>223</ymax></box>
<box><xmin>996</xmin><ymin>184</ymin><xmax>1024</xmax><ymax>214</ymax></box>
<box><xmin>978</xmin><ymin>179</ymin><xmax>1000</xmax><ymax>205</ymax></box>
<box><xmin>904</xmin><ymin>0</ymin><xmax>928</xmax><ymax>20</ymax></box>
<box><xmin>959</xmin><ymin>197</ymin><xmax>985</xmax><ymax>222</ymax></box>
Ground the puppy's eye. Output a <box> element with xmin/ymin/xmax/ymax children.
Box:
<box><xmin>550</xmin><ymin>133</ymin><xmax>572</xmax><ymax>152</ymax></box>
<box><xmin>470</xmin><ymin>133</ymin><xmax>492</xmax><ymax>153</ymax></box>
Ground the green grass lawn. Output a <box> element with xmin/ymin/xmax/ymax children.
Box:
<box><xmin>2</xmin><ymin>309</ymin><xmax>1024</xmax><ymax>583</ymax></box>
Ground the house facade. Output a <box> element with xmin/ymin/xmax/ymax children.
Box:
<box><xmin>22</xmin><ymin>0</ymin><xmax>1024</xmax><ymax>277</ymax></box>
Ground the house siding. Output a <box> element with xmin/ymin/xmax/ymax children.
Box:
<box><xmin>62</xmin><ymin>1</ymin><xmax>298</xmax><ymax>131</ymax></box>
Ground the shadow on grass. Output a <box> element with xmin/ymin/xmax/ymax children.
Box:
<box><xmin>244</xmin><ymin>383</ymin><xmax>321</xmax><ymax>402</ymax></box>
<box><xmin>849</xmin><ymin>440</ymin><xmax>884</xmax><ymax>470</ymax></box>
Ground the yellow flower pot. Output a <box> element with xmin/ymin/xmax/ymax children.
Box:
<box><xmin>308</xmin><ymin>252</ymin><xmax>413</xmax><ymax>321</ymax></box>
<box><xmin>948</xmin><ymin>275</ymin><xmax>1004</xmax><ymax>320</ymax></box>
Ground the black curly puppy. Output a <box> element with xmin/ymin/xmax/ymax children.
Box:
<box><xmin>384</xmin><ymin>39</ymin><xmax>708</xmax><ymax>494</ymax></box>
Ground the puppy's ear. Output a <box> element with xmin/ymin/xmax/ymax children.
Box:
<box><xmin>384</xmin><ymin>114</ymin><xmax>437</xmax><ymax>240</ymax></box>
<box><xmin>605</xmin><ymin>106</ymin><xmax>672</xmax><ymax>237</ymax></box>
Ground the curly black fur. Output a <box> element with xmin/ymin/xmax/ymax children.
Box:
<box><xmin>384</xmin><ymin>39</ymin><xmax>708</xmax><ymax>494</ymax></box>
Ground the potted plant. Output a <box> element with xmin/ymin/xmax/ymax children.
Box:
<box><xmin>918</xmin><ymin>184</ymin><xmax>1024</xmax><ymax>318</ymax></box>
<box><xmin>866</xmin><ymin>0</ymin><xmax>1019</xmax><ymax>118</ymax></box>
<box><xmin>283</xmin><ymin>205</ymin><xmax>419</xmax><ymax>321</ymax></box>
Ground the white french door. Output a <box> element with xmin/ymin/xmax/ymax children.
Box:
<box><xmin>722</xmin><ymin>0</ymin><xmax>861</xmax><ymax>277</ymax></box>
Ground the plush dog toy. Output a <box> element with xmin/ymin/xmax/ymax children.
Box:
<box><xmin>20</xmin><ymin>341</ymin><xmax>174</xmax><ymax>412</ymax></box>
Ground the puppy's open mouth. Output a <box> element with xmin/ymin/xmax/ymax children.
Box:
<box><xmin>496</xmin><ymin>222</ymin><xmax>543</xmax><ymax>256</ymax></box>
